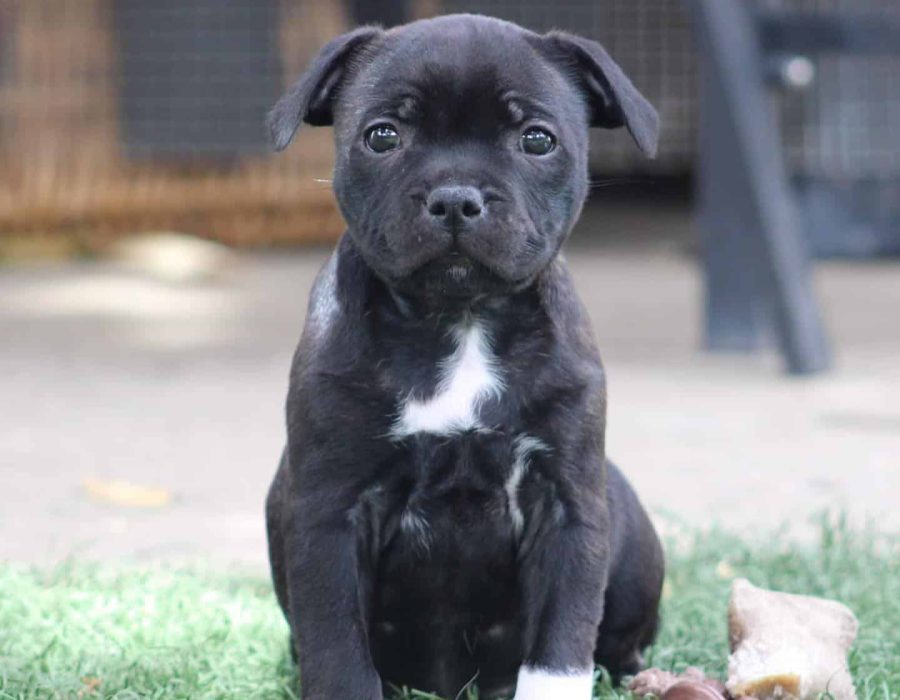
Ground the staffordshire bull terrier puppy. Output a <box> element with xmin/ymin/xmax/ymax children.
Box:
<box><xmin>265</xmin><ymin>14</ymin><xmax>664</xmax><ymax>700</ymax></box>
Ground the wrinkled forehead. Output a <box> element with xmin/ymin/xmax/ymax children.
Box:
<box><xmin>346</xmin><ymin>20</ymin><xmax>573</xmax><ymax>125</ymax></box>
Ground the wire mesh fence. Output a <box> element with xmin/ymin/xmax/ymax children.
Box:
<box><xmin>0</xmin><ymin>0</ymin><xmax>346</xmax><ymax>247</ymax></box>
<box><xmin>0</xmin><ymin>0</ymin><xmax>897</xmax><ymax>246</ymax></box>
<box><xmin>768</xmin><ymin>0</ymin><xmax>900</xmax><ymax>180</ymax></box>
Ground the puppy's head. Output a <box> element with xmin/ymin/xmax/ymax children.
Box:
<box><xmin>270</xmin><ymin>15</ymin><xmax>657</xmax><ymax>301</ymax></box>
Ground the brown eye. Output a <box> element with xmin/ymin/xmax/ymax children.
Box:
<box><xmin>365</xmin><ymin>124</ymin><xmax>401</xmax><ymax>153</ymax></box>
<box><xmin>521</xmin><ymin>127</ymin><xmax>556</xmax><ymax>155</ymax></box>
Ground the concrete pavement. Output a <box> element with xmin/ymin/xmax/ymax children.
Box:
<box><xmin>2</xmin><ymin>203</ymin><xmax>898</xmax><ymax>568</ymax></box>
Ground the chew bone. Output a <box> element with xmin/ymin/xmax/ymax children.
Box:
<box><xmin>630</xmin><ymin>667</ymin><xmax>726</xmax><ymax>699</ymax></box>
<box><xmin>727</xmin><ymin>578</ymin><xmax>858</xmax><ymax>700</ymax></box>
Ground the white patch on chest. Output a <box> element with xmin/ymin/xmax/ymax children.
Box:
<box><xmin>506</xmin><ymin>435</ymin><xmax>549</xmax><ymax>534</ymax></box>
<box><xmin>391</xmin><ymin>320</ymin><xmax>503</xmax><ymax>438</ymax></box>
<box><xmin>513</xmin><ymin>666</ymin><xmax>595</xmax><ymax>700</ymax></box>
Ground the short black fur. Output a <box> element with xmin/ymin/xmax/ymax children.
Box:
<box><xmin>265</xmin><ymin>15</ymin><xmax>664</xmax><ymax>700</ymax></box>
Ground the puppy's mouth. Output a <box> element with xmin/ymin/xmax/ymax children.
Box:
<box><xmin>401</xmin><ymin>251</ymin><xmax>510</xmax><ymax>300</ymax></box>
<box><xmin>426</xmin><ymin>252</ymin><xmax>484</xmax><ymax>287</ymax></box>
<box><xmin>442</xmin><ymin>253</ymin><xmax>476</xmax><ymax>282</ymax></box>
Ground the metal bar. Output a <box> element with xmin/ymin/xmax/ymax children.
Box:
<box><xmin>687</xmin><ymin>0</ymin><xmax>831</xmax><ymax>374</ymax></box>
<box><xmin>696</xmin><ymin>56</ymin><xmax>769</xmax><ymax>352</ymax></box>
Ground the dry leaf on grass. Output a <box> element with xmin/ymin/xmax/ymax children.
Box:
<box><xmin>78</xmin><ymin>676</ymin><xmax>102</xmax><ymax>697</ymax></box>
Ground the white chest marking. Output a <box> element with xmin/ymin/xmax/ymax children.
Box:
<box><xmin>506</xmin><ymin>435</ymin><xmax>549</xmax><ymax>534</ymax></box>
<box><xmin>392</xmin><ymin>321</ymin><xmax>502</xmax><ymax>438</ymax></box>
<box><xmin>513</xmin><ymin>667</ymin><xmax>595</xmax><ymax>700</ymax></box>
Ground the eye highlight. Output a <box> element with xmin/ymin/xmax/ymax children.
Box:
<box><xmin>365</xmin><ymin>123</ymin><xmax>401</xmax><ymax>153</ymax></box>
<box><xmin>521</xmin><ymin>127</ymin><xmax>556</xmax><ymax>156</ymax></box>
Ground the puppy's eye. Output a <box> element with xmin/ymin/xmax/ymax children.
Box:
<box><xmin>365</xmin><ymin>124</ymin><xmax>401</xmax><ymax>153</ymax></box>
<box><xmin>521</xmin><ymin>127</ymin><xmax>556</xmax><ymax>156</ymax></box>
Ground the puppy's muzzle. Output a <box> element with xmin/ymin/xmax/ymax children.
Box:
<box><xmin>424</xmin><ymin>185</ymin><xmax>485</xmax><ymax>235</ymax></box>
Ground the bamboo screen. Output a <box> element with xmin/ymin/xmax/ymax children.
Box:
<box><xmin>0</xmin><ymin>0</ymin><xmax>347</xmax><ymax>247</ymax></box>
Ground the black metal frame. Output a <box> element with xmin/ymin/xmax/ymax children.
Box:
<box><xmin>687</xmin><ymin>1</ymin><xmax>900</xmax><ymax>374</ymax></box>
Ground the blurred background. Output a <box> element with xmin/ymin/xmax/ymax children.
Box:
<box><xmin>1</xmin><ymin>0</ymin><xmax>897</xmax><ymax>568</ymax></box>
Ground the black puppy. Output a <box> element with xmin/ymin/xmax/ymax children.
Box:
<box><xmin>265</xmin><ymin>14</ymin><xmax>664</xmax><ymax>700</ymax></box>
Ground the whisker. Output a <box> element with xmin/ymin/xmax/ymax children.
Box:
<box><xmin>277</xmin><ymin>183</ymin><xmax>334</xmax><ymax>192</ymax></box>
<box><xmin>588</xmin><ymin>177</ymin><xmax>655</xmax><ymax>189</ymax></box>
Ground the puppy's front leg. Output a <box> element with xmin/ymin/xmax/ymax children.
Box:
<box><xmin>285</xmin><ymin>490</ymin><xmax>381</xmax><ymax>700</ymax></box>
<box><xmin>515</xmin><ymin>505</ymin><xmax>608</xmax><ymax>700</ymax></box>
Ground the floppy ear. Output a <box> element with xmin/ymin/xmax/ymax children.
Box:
<box><xmin>267</xmin><ymin>26</ymin><xmax>382</xmax><ymax>151</ymax></box>
<box><xmin>539</xmin><ymin>31</ymin><xmax>659</xmax><ymax>157</ymax></box>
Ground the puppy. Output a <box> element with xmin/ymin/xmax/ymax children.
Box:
<box><xmin>265</xmin><ymin>14</ymin><xmax>664</xmax><ymax>700</ymax></box>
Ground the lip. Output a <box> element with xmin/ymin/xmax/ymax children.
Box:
<box><xmin>434</xmin><ymin>250</ymin><xmax>473</xmax><ymax>275</ymax></box>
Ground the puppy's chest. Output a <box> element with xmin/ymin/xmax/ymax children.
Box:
<box><xmin>388</xmin><ymin>320</ymin><xmax>508</xmax><ymax>439</ymax></box>
<box><xmin>379</xmin><ymin>320</ymin><xmax>549</xmax><ymax>538</ymax></box>
<box><xmin>388</xmin><ymin>430</ymin><xmax>546</xmax><ymax>538</ymax></box>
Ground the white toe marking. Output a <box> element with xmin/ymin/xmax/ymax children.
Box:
<box><xmin>506</xmin><ymin>435</ymin><xmax>549</xmax><ymax>534</ymax></box>
<box><xmin>513</xmin><ymin>666</ymin><xmax>594</xmax><ymax>700</ymax></box>
<box><xmin>392</xmin><ymin>320</ymin><xmax>502</xmax><ymax>438</ymax></box>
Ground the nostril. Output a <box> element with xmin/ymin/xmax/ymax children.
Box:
<box><xmin>427</xmin><ymin>201</ymin><xmax>447</xmax><ymax>218</ymax></box>
<box><xmin>461</xmin><ymin>199</ymin><xmax>482</xmax><ymax>218</ymax></box>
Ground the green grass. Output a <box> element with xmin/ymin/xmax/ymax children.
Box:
<box><xmin>1</xmin><ymin>519</ymin><xmax>897</xmax><ymax>700</ymax></box>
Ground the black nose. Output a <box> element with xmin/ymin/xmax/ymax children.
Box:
<box><xmin>425</xmin><ymin>186</ymin><xmax>484</xmax><ymax>227</ymax></box>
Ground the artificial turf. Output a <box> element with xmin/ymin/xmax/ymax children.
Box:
<box><xmin>0</xmin><ymin>519</ymin><xmax>896</xmax><ymax>700</ymax></box>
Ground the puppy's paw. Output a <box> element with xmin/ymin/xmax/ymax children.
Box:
<box><xmin>512</xmin><ymin>667</ymin><xmax>594</xmax><ymax>700</ymax></box>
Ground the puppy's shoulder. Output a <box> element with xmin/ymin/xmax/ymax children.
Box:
<box><xmin>537</xmin><ymin>258</ymin><xmax>602</xmax><ymax>366</ymax></box>
<box><xmin>303</xmin><ymin>250</ymin><xmax>341</xmax><ymax>343</ymax></box>
<box><xmin>291</xmin><ymin>236</ymin><xmax>372</xmax><ymax>381</ymax></box>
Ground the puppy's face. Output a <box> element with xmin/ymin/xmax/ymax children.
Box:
<box><xmin>270</xmin><ymin>15</ymin><xmax>658</xmax><ymax>302</ymax></box>
<box><xmin>333</xmin><ymin>23</ymin><xmax>585</xmax><ymax>300</ymax></box>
